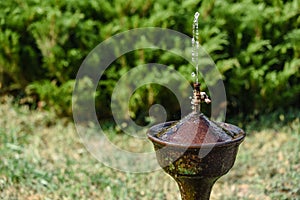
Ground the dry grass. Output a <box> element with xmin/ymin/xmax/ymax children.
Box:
<box><xmin>1</xmin><ymin>96</ymin><xmax>299</xmax><ymax>199</ymax></box>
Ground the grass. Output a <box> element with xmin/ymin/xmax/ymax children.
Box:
<box><xmin>0</xmin><ymin>96</ymin><xmax>299</xmax><ymax>200</ymax></box>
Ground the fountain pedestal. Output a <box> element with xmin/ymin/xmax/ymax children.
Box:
<box><xmin>175</xmin><ymin>176</ymin><xmax>216</xmax><ymax>200</ymax></box>
<box><xmin>148</xmin><ymin>121</ymin><xmax>245</xmax><ymax>200</ymax></box>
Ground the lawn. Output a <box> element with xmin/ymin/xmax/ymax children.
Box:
<box><xmin>1</xmin><ymin>96</ymin><xmax>299</xmax><ymax>200</ymax></box>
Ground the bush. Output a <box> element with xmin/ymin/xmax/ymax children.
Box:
<box><xmin>0</xmin><ymin>0</ymin><xmax>299</xmax><ymax>120</ymax></box>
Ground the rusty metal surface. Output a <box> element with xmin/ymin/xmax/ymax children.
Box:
<box><xmin>147</xmin><ymin>120</ymin><xmax>246</xmax><ymax>200</ymax></box>
<box><xmin>153</xmin><ymin>113</ymin><xmax>242</xmax><ymax>146</ymax></box>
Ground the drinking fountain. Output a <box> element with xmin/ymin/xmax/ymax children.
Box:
<box><xmin>147</xmin><ymin>83</ymin><xmax>245</xmax><ymax>200</ymax></box>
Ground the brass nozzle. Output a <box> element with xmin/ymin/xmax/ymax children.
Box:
<box><xmin>191</xmin><ymin>83</ymin><xmax>211</xmax><ymax>113</ymax></box>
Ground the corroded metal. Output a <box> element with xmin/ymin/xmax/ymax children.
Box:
<box><xmin>147</xmin><ymin>121</ymin><xmax>246</xmax><ymax>200</ymax></box>
<box><xmin>191</xmin><ymin>83</ymin><xmax>211</xmax><ymax>113</ymax></box>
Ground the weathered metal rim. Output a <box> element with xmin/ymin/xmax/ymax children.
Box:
<box><xmin>147</xmin><ymin>121</ymin><xmax>246</xmax><ymax>149</ymax></box>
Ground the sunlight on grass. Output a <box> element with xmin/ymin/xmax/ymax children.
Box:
<box><xmin>1</xmin><ymin>97</ymin><xmax>299</xmax><ymax>199</ymax></box>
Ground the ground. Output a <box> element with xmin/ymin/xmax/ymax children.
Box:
<box><xmin>1</xmin><ymin>96</ymin><xmax>299</xmax><ymax>200</ymax></box>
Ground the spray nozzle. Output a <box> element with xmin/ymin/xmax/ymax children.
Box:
<box><xmin>191</xmin><ymin>83</ymin><xmax>211</xmax><ymax>113</ymax></box>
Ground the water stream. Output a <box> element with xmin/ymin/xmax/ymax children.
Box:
<box><xmin>192</xmin><ymin>12</ymin><xmax>200</xmax><ymax>84</ymax></box>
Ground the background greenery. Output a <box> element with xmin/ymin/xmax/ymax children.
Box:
<box><xmin>0</xmin><ymin>0</ymin><xmax>299</xmax><ymax>120</ymax></box>
<box><xmin>0</xmin><ymin>0</ymin><xmax>300</xmax><ymax>199</ymax></box>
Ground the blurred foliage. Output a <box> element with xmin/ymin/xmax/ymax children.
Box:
<box><xmin>0</xmin><ymin>0</ymin><xmax>299</xmax><ymax>120</ymax></box>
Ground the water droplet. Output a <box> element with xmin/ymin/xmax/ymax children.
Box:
<box><xmin>194</xmin><ymin>12</ymin><xmax>200</xmax><ymax>21</ymax></box>
<box><xmin>191</xmin><ymin>72</ymin><xmax>196</xmax><ymax>77</ymax></box>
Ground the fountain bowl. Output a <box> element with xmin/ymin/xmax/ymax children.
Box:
<box><xmin>147</xmin><ymin>121</ymin><xmax>246</xmax><ymax>200</ymax></box>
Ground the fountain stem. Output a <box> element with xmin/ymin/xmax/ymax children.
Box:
<box><xmin>192</xmin><ymin>83</ymin><xmax>201</xmax><ymax>113</ymax></box>
<box><xmin>191</xmin><ymin>83</ymin><xmax>211</xmax><ymax>113</ymax></box>
<box><xmin>176</xmin><ymin>177</ymin><xmax>218</xmax><ymax>200</ymax></box>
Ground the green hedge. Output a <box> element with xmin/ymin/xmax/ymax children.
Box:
<box><xmin>0</xmin><ymin>0</ymin><xmax>299</xmax><ymax>120</ymax></box>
